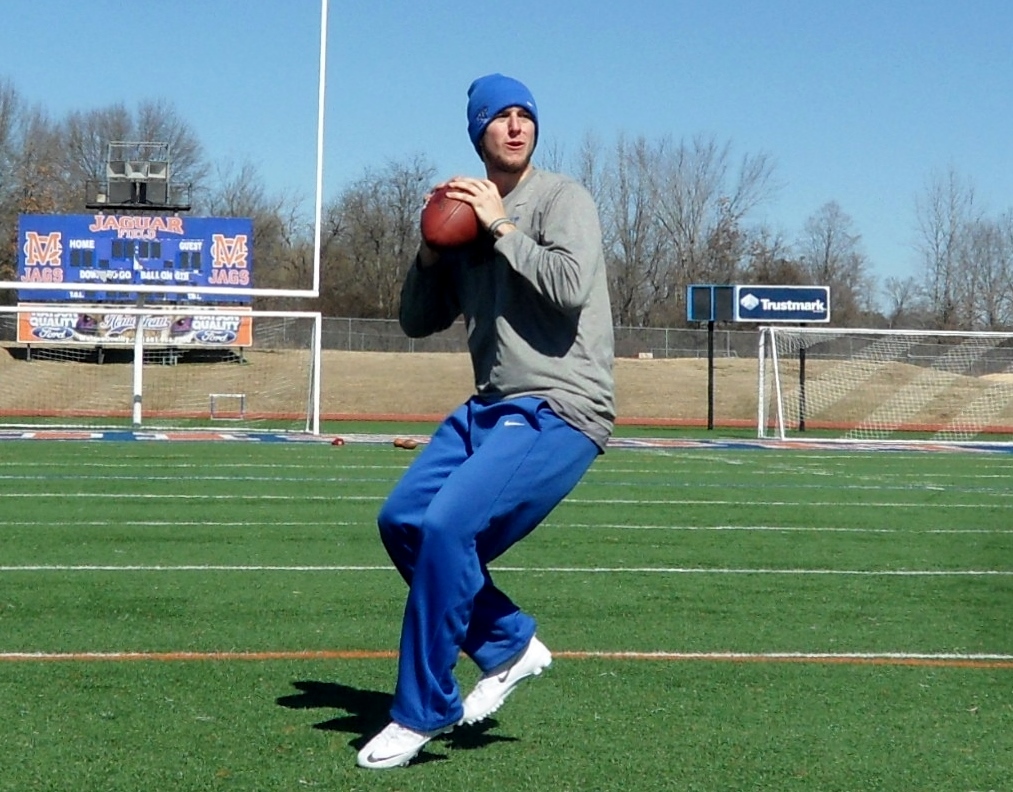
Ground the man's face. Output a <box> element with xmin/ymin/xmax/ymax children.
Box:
<box><xmin>481</xmin><ymin>107</ymin><xmax>536</xmax><ymax>173</ymax></box>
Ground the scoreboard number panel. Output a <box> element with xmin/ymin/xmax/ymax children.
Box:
<box><xmin>17</xmin><ymin>214</ymin><xmax>253</xmax><ymax>304</ymax></box>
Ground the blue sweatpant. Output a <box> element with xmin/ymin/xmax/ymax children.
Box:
<box><xmin>376</xmin><ymin>396</ymin><xmax>600</xmax><ymax>732</ymax></box>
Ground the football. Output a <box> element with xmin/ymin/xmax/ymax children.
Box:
<box><xmin>420</xmin><ymin>186</ymin><xmax>479</xmax><ymax>248</ymax></box>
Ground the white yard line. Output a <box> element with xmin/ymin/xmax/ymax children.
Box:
<box><xmin>1</xmin><ymin>492</ymin><xmax>1011</xmax><ymax>508</ymax></box>
<box><xmin>1</xmin><ymin>648</ymin><xmax>1010</xmax><ymax>668</ymax></box>
<box><xmin>0</xmin><ymin>564</ymin><xmax>1008</xmax><ymax>576</ymax></box>
<box><xmin>4</xmin><ymin>520</ymin><xmax>1010</xmax><ymax>534</ymax></box>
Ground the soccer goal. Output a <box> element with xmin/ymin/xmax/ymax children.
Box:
<box><xmin>0</xmin><ymin>305</ymin><xmax>321</xmax><ymax>434</ymax></box>
<box><xmin>757</xmin><ymin>325</ymin><xmax>1013</xmax><ymax>444</ymax></box>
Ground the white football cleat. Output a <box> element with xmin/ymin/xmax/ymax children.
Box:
<box><xmin>460</xmin><ymin>635</ymin><xmax>552</xmax><ymax>725</ymax></box>
<box><xmin>356</xmin><ymin>721</ymin><xmax>448</xmax><ymax>770</ymax></box>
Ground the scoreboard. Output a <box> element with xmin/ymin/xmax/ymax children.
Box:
<box><xmin>17</xmin><ymin>213</ymin><xmax>253</xmax><ymax>304</ymax></box>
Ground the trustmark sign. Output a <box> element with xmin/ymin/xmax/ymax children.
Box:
<box><xmin>733</xmin><ymin>285</ymin><xmax>831</xmax><ymax>323</ymax></box>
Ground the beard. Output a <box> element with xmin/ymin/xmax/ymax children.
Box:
<box><xmin>482</xmin><ymin>144</ymin><xmax>534</xmax><ymax>174</ymax></box>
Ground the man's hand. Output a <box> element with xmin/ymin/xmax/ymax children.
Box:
<box><xmin>443</xmin><ymin>178</ymin><xmax>514</xmax><ymax>236</ymax></box>
<box><xmin>417</xmin><ymin>177</ymin><xmax>515</xmax><ymax>268</ymax></box>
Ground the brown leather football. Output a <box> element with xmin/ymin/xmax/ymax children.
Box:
<box><xmin>420</xmin><ymin>186</ymin><xmax>479</xmax><ymax>248</ymax></box>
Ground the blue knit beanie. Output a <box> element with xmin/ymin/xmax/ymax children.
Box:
<box><xmin>466</xmin><ymin>73</ymin><xmax>538</xmax><ymax>156</ymax></box>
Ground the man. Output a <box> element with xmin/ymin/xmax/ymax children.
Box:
<box><xmin>357</xmin><ymin>73</ymin><xmax>615</xmax><ymax>770</ymax></box>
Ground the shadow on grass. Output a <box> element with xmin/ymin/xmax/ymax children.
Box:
<box><xmin>276</xmin><ymin>679</ymin><xmax>517</xmax><ymax>762</ymax></box>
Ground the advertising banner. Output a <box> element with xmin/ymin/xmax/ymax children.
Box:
<box><xmin>17</xmin><ymin>214</ymin><xmax>253</xmax><ymax>303</ymax></box>
<box><xmin>16</xmin><ymin>305</ymin><xmax>253</xmax><ymax>347</ymax></box>
<box><xmin>733</xmin><ymin>285</ymin><xmax>831</xmax><ymax>323</ymax></box>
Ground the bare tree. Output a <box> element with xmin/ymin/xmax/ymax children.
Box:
<box><xmin>882</xmin><ymin>275</ymin><xmax>931</xmax><ymax>328</ymax></box>
<box><xmin>134</xmin><ymin>98</ymin><xmax>207</xmax><ymax>187</ymax></box>
<box><xmin>320</xmin><ymin>155</ymin><xmax>435</xmax><ymax>318</ymax></box>
<box><xmin>649</xmin><ymin>135</ymin><xmax>778</xmax><ymax>324</ymax></box>
<box><xmin>0</xmin><ymin>98</ymin><xmax>65</xmax><ymax>301</ymax></box>
<box><xmin>960</xmin><ymin>217</ymin><xmax>1013</xmax><ymax>329</ymax></box>
<box><xmin>914</xmin><ymin>168</ymin><xmax>980</xmax><ymax>328</ymax></box>
<box><xmin>742</xmin><ymin>226</ymin><xmax>807</xmax><ymax>284</ymax></box>
<box><xmin>7</xmin><ymin>106</ymin><xmax>65</xmax><ymax>211</ymax></box>
<box><xmin>62</xmin><ymin>104</ymin><xmax>133</xmax><ymax>188</ymax></box>
<box><xmin>997</xmin><ymin>210</ymin><xmax>1013</xmax><ymax>327</ymax></box>
<box><xmin>0</xmin><ymin>78</ymin><xmax>20</xmax><ymax>177</ymax></box>
<box><xmin>588</xmin><ymin>135</ymin><xmax>672</xmax><ymax>325</ymax></box>
<box><xmin>201</xmin><ymin>158</ymin><xmax>311</xmax><ymax>305</ymax></box>
<box><xmin>796</xmin><ymin>201</ymin><xmax>875</xmax><ymax>325</ymax></box>
<box><xmin>576</xmin><ymin>133</ymin><xmax>777</xmax><ymax>326</ymax></box>
<box><xmin>535</xmin><ymin>138</ymin><xmax>567</xmax><ymax>174</ymax></box>
<box><xmin>0</xmin><ymin>78</ymin><xmax>24</xmax><ymax>289</ymax></box>
<box><xmin>59</xmin><ymin>99</ymin><xmax>207</xmax><ymax>211</ymax></box>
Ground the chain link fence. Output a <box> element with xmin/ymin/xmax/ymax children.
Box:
<box><xmin>321</xmin><ymin>317</ymin><xmax>759</xmax><ymax>358</ymax></box>
<box><xmin>0</xmin><ymin>311</ymin><xmax>761</xmax><ymax>358</ymax></box>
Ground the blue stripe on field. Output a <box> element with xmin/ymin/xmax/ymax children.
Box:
<box><xmin>2</xmin><ymin>429</ymin><xmax>1013</xmax><ymax>454</ymax></box>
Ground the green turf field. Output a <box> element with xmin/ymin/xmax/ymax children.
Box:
<box><xmin>1</xmin><ymin>436</ymin><xmax>1011</xmax><ymax>791</ymax></box>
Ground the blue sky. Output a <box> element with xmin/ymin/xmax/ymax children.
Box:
<box><xmin>2</xmin><ymin>0</ymin><xmax>1011</xmax><ymax>286</ymax></box>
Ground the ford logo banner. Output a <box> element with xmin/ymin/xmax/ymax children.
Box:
<box><xmin>194</xmin><ymin>329</ymin><xmax>237</xmax><ymax>344</ymax></box>
<box><xmin>33</xmin><ymin>326</ymin><xmax>75</xmax><ymax>341</ymax></box>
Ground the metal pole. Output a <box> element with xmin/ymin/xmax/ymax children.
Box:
<box><xmin>707</xmin><ymin>320</ymin><xmax>715</xmax><ymax>431</ymax></box>
<box><xmin>131</xmin><ymin>295</ymin><xmax>146</xmax><ymax>429</ymax></box>
<box><xmin>798</xmin><ymin>323</ymin><xmax>807</xmax><ymax>432</ymax></box>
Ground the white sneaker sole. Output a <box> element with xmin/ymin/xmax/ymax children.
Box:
<box><xmin>460</xmin><ymin>638</ymin><xmax>552</xmax><ymax>725</ymax></box>
<box><xmin>356</xmin><ymin>724</ymin><xmax>450</xmax><ymax>769</ymax></box>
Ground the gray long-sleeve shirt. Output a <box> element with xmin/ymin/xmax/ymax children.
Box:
<box><xmin>399</xmin><ymin>168</ymin><xmax>616</xmax><ymax>448</ymax></box>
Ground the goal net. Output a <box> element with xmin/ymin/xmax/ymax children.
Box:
<box><xmin>758</xmin><ymin>326</ymin><xmax>1013</xmax><ymax>444</ymax></box>
<box><xmin>0</xmin><ymin>305</ymin><xmax>321</xmax><ymax>434</ymax></box>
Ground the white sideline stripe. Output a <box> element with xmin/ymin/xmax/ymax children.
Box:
<box><xmin>1</xmin><ymin>493</ymin><xmax>1010</xmax><ymax>508</ymax></box>
<box><xmin>0</xmin><ymin>475</ymin><xmax>399</xmax><ymax>484</ymax></box>
<box><xmin>559</xmin><ymin>522</ymin><xmax>1008</xmax><ymax>534</ymax></box>
<box><xmin>572</xmin><ymin>651</ymin><xmax>1013</xmax><ymax>662</ymax></box>
<box><xmin>0</xmin><ymin>650</ymin><xmax>1010</xmax><ymax>663</ymax></box>
<box><xmin>0</xmin><ymin>493</ymin><xmax>378</xmax><ymax>501</ymax></box>
<box><xmin>5</xmin><ymin>520</ymin><xmax>1009</xmax><ymax>535</ymax></box>
<box><xmin>0</xmin><ymin>463</ymin><xmax>397</xmax><ymax>471</ymax></box>
<box><xmin>575</xmin><ymin>498</ymin><xmax>1013</xmax><ymax>506</ymax></box>
<box><xmin>0</xmin><ymin>564</ymin><xmax>1009</xmax><ymax>576</ymax></box>
<box><xmin>3</xmin><ymin>520</ymin><xmax>363</xmax><ymax>528</ymax></box>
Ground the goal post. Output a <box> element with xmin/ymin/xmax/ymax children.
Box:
<box><xmin>0</xmin><ymin>0</ymin><xmax>330</xmax><ymax>301</ymax></box>
<box><xmin>0</xmin><ymin>305</ymin><xmax>322</xmax><ymax>434</ymax></box>
<box><xmin>758</xmin><ymin>325</ymin><xmax>1013</xmax><ymax>444</ymax></box>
